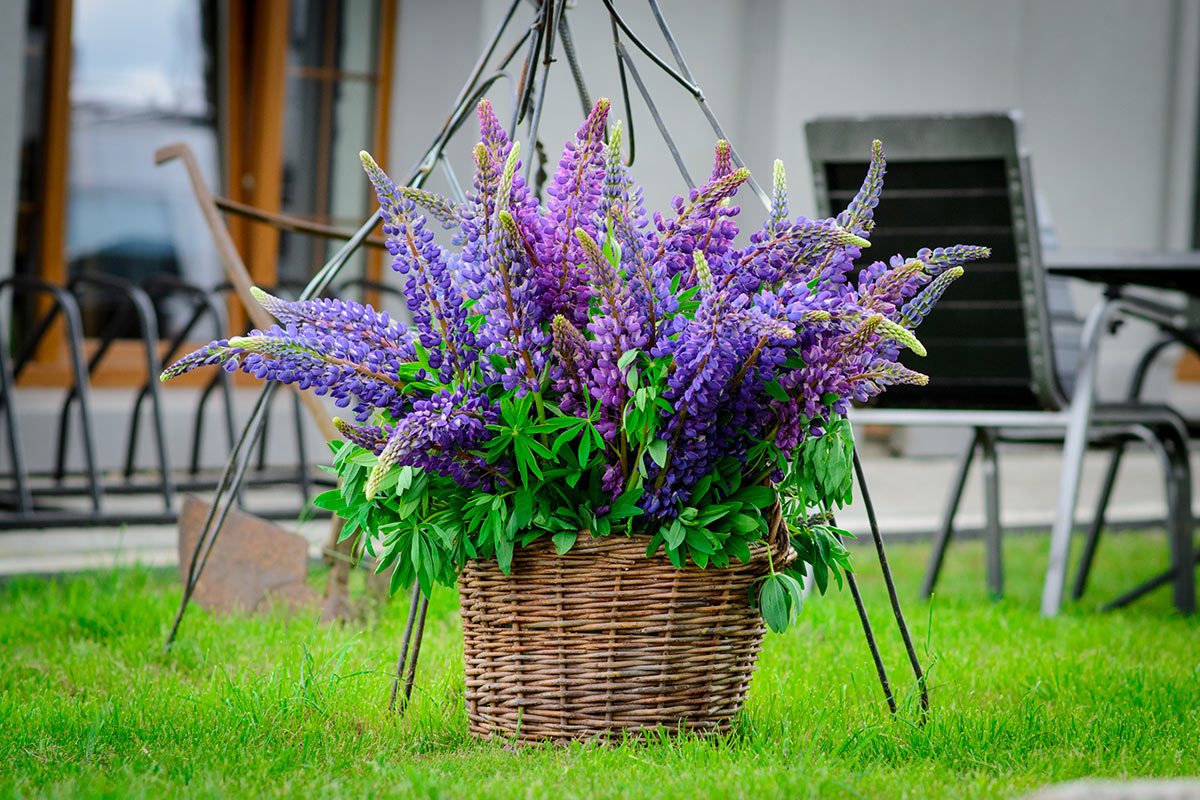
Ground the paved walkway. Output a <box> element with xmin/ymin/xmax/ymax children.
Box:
<box><xmin>0</xmin><ymin>445</ymin><xmax>1186</xmax><ymax>577</ymax></box>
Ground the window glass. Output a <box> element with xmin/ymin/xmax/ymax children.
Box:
<box><xmin>66</xmin><ymin>0</ymin><xmax>220</xmax><ymax>339</ymax></box>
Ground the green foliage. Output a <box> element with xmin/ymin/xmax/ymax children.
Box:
<box><xmin>317</xmin><ymin>405</ymin><xmax>862</xmax><ymax>635</ymax></box>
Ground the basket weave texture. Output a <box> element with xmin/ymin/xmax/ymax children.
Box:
<box><xmin>458</xmin><ymin>504</ymin><xmax>793</xmax><ymax>742</ymax></box>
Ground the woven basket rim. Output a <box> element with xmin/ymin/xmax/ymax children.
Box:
<box><xmin>467</xmin><ymin>500</ymin><xmax>794</xmax><ymax>573</ymax></box>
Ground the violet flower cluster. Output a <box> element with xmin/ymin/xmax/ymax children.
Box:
<box><xmin>163</xmin><ymin>99</ymin><xmax>987</xmax><ymax>524</ymax></box>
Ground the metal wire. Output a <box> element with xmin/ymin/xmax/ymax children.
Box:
<box><xmin>644</xmin><ymin>0</ymin><xmax>770</xmax><ymax>208</ymax></box>
<box><xmin>613</xmin><ymin>37</ymin><xmax>693</xmax><ymax>187</ymax></box>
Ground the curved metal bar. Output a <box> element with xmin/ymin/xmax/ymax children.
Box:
<box><xmin>1072</xmin><ymin>334</ymin><xmax>1177</xmax><ymax>600</ymax></box>
<box><xmin>600</xmin><ymin>0</ymin><xmax>699</xmax><ymax>96</ymax></box>
<box><xmin>66</xmin><ymin>272</ymin><xmax>175</xmax><ymax>510</ymax></box>
<box><xmin>1042</xmin><ymin>293</ymin><xmax>1196</xmax><ymax>615</ymax></box>
<box><xmin>1</xmin><ymin>275</ymin><xmax>103</xmax><ymax>512</ymax></box>
<box><xmin>1042</xmin><ymin>294</ymin><xmax>1120</xmax><ymax>615</ymax></box>
<box><xmin>125</xmin><ymin>278</ymin><xmax>226</xmax><ymax>480</ymax></box>
<box><xmin>511</xmin><ymin>0</ymin><xmax>547</xmax><ymax>132</ymax></box>
<box><xmin>0</xmin><ymin>283</ymin><xmax>32</xmax><ymax>514</ymax></box>
<box><xmin>1098</xmin><ymin>419</ymin><xmax>1194</xmax><ymax>612</ymax></box>
<box><xmin>610</xmin><ymin>18</ymin><xmax>637</xmax><ymax>168</ymax></box>
<box><xmin>522</xmin><ymin>10</ymin><xmax>555</xmax><ymax>184</ymax></box>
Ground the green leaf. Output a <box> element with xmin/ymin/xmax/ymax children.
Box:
<box><xmin>729</xmin><ymin>513</ymin><xmax>759</xmax><ymax>534</ymax></box>
<box><xmin>647</xmin><ymin>438</ymin><xmax>668</xmax><ymax>469</ymax></box>
<box><xmin>617</xmin><ymin>349</ymin><xmax>640</xmax><ymax>370</ymax></box>
<box><xmin>495</xmin><ymin>535</ymin><xmax>514</xmax><ymax>575</ymax></box>
<box><xmin>735</xmin><ymin>485</ymin><xmax>776</xmax><ymax>509</ymax></box>
<box><xmin>726</xmin><ymin>536</ymin><xmax>752</xmax><ymax>565</ymax></box>
<box><xmin>552</xmin><ymin>530</ymin><xmax>577</xmax><ymax>555</ymax></box>
<box><xmin>764</xmin><ymin>379</ymin><xmax>789</xmax><ymax>402</ymax></box>
<box><xmin>514</xmin><ymin>489</ymin><xmax>534</xmax><ymax>528</ymax></box>
<box><xmin>663</xmin><ymin>519</ymin><xmax>686</xmax><ymax>549</ymax></box>
<box><xmin>578</xmin><ymin>428</ymin><xmax>592</xmax><ymax>467</ymax></box>
<box><xmin>310</xmin><ymin>489</ymin><xmax>346</xmax><ymax>512</ymax></box>
<box><xmin>758</xmin><ymin>576</ymin><xmax>790</xmax><ymax>633</ymax></box>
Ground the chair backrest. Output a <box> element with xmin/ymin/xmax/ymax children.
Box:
<box><xmin>805</xmin><ymin>113</ymin><xmax>1065</xmax><ymax>411</ymax></box>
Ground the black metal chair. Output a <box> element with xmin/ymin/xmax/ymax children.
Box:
<box><xmin>805</xmin><ymin>112</ymin><xmax>1195</xmax><ymax>615</ymax></box>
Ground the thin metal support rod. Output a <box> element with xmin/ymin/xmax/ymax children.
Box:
<box><xmin>389</xmin><ymin>584</ymin><xmax>423</xmax><ymax>711</ymax></box>
<box><xmin>613</xmin><ymin>38</ymin><xmax>694</xmax><ymax>187</ymax></box>
<box><xmin>0</xmin><ymin>289</ymin><xmax>31</xmax><ymax>514</ymax></box>
<box><xmin>643</xmin><ymin>0</ymin><xmax>770</xmax><ymax>209</ymax></box>
<box><xmin>1074</xmin><ymin>334</ymin><xmax>1174</xmax><ymax>600</ymax></box>
<box><xmin>1072</xmin><ymin>439</ymin><xmax>1124</xmax><ymax>600</ymax></box>
<box><xmin>853</xmin><ymin>448</ymin><xmax>930</xmax><ymax>715</ymax></box>
<box><xmin>510</xmin><ymin>0</ymin><xmax>547</xmax><ymax>132</ymax></box>
<box><xmin>164</xmin><ymin>382</ymin><xmax>278</xmax><ymax>651</ymax></box>
<box><xmin>836</xmin><ymin>525</ymin><xmax>896</xmax><ymax>714</ymax></box>
<box><xmin>1103</xmin><ymin>552</ymin><xmax>1199</xmax><ymax>611</ymax></box>
<box><xmin>402</xmin><ymin>594</ymin><xmax>431</xmax><ymax>706</ymax></box>
<box><xmin>921</xmin><ymin>431</ymin><xmax>978</xmax><ymax>598</ymax></box>
<box><xmin>557</xmin><ymin>10</ymin><xmax>591</xmax><ymax>116</ymax></box>
<box><xmin>523</xmin><ymin>0</ymin><xmax>557</xmax><ymax>183</ymax></box>
<box><xmin>610</xmin><ymin>18</ymin><xmax>636</xmax><ymax>167</ymax></box>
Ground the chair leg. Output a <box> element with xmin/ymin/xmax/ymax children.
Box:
<box><xmin>1042</xmin><ymin>297</ymin><xmax>1120</xmax><ymax>616</ymax></box>
<box><xmin>1072</xmin><ymin>440</ymin><xmax>1126</xmax><ymax>600</ymax></box>
<box><xmin>1165</xmin><ymin>432</ymin><xmax>1195</xmax><ymax>614</ymax></box>
<box><xmin>979</xmin><ymin>428</ymin><xmax>1003</xmax><ymax>598</ymax></box>
<box><xmin>921</xmin><ymin>429</ymin><xmax>979</xmax><ymax>598</ymax></box>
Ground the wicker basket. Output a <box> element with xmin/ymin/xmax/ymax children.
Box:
<box><xmin>458</xmin><ymin>504</ymin><xmax>793</xmax><ymax>742</ymax></box>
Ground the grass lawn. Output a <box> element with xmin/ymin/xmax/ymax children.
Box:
<box><xmin>1</xmin><ymin>530</ymin><xmax>1197</xmax><ymax>799</ymax></box>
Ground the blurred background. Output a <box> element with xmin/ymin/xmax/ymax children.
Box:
<box><xmin>3</xmin><ymin>0</ymin><xmax>1200</xmax><ymax>553</ymax></box>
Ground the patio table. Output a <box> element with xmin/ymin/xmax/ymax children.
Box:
<box><xmin>1043</xmin><ymin>250</ymin><xmax>1199</xmax><ymax>612</ymax></box>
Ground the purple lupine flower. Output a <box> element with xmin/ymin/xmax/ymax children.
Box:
<box><xmin>897</xmin><ymin>266</ymin><xmax>967</xmax><ymax>329</ymax></box>
<box><xmin>333</xmin><ymin>417</ymin><xmax>392</xmax><ymax>454</ymax></box>
<box><xmin>837</xmin><ymin>139</ymin><xmax>885</xmax><ymax>237</ymax></box>
<box><xmin>361</xmin><ymin>152</ymin><xmax>473</xmax><ymax>383</ymax></box>
<box><xmin>365</xmin><ymin>387</ymin><xmax>500</xmax><ymax>497</ymax></box>
<box><xmin>575</xmin><ymin>227</ymin><xmax>647</xmax><ymax>445</ymax></box>
<box><xmin>161</xmin><ymin>103</ymin><xmax>983</xmax><ymax>538</ymax></box>
<box><xmin>538</xmin><ymin>98</ymin><xmax>610</xmax><ymax>325</ymax></box>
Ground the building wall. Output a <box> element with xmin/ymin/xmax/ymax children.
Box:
<box><xmin>385</xmin><ymin>0</ymin><xmax>1200</xmax><ymax>413</ymax></box>
<box><xmin>0</xmin><ymin>1</ymin><xmax>26</xmax><ymax>283</ymax></box>
<box><xmin>384</xmin><ymin>0</ymin><xmax>1197</xmax><ymax>254</ymax></box>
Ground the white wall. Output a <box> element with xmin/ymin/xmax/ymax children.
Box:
<box><xmin>385</xmin><ymin>0</ymin><xmax>1197</xmax><ymax>252</ymax></box>
<box><xmin>0</xmin><ymin>1</ymin><xmax>26</xmax><ymax>282</ymax></box>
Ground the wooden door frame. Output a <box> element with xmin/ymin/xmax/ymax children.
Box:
<box><xmin>17</xmin><ymin>0</ymin><xmax>395</xmax><ymax>388</ymax></box>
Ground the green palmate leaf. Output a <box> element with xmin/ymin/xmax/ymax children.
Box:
<box><xmin>758</xmin><ymin>575</ymin><xmax>790</xmax><ymax>633</ymax></box>
<box><xmin>617</xmin><ymin>348</ymin><xmax>640</xmax><ymax>370</ymax></box>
